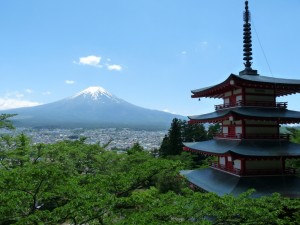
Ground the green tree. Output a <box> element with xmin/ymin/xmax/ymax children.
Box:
<box><xmin>168</xmin><ymin>118</ymin><xmax>183</xmax><ymax>156</ymax></box>
<box><xmin>0</xmin><ymin>114</ymin><xmax>16</xmax><ymax>130</ymax></box>
<box><xmin>285</xmin><ymin>127</ymin><xmax>300</xmax><ymax>171</ymax></box>
<box><xmin>158</xmin><ymin>134</ymin><xmax>169</xmax><ymax>157</ymax></box>
<box><xmin>181</xmin><ymin>120</ymin><xmax>207</xmax><ymax>142</ymax></box>
<box><xmin>2</xmin><ymin>132</ymin><xmax>300</xmax><ymax>224</ymax></box>
<box><xmin>127</xmin><ymin>142</ymin><xmax>144</xmax><ymax>155</ymax></box>
<box><xmin>159</xmin><ymin>119</ymin><xmax>209</xmax><ymax>168</ymax></box>
<box><xmin>0</xmin><ymin>136</ymin><xmax>185</xmax><ymax>224</ymax></box>
<box><xmin>159</xmin><ymin>118</ymin><xmax>183</xmax><ymax>156</ymax></box>
<box><xmin>207</xmin><ymin>123</ymin><xmax>221</xmax><ymax>139</ymax></box>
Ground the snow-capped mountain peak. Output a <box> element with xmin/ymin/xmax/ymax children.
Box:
<box><xmin>71</xmin><ymin>86</ymin><xmax>119</xmax><ymax>101</ymax></box>
<box><xmin>2</xmin><ymin>85</ymin><xmax>186</xmax><ymax>129</ymax></box>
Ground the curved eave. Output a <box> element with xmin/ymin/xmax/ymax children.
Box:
<box><xmin>188</xmin><ymin>110</ymin><xmax>232</xmax><ymax>123</ymax></box>
<box><xmin>183</xmin><ymin>140</ymin><xmax>300</xmax><ymax>157</ymax></box>
<box><xmin>188</xmin><ymin>107</ymin><xmax>300</xmax><ymax>124</ymax></box>
<box><xmin>191</xmin><ymin>74</ymin><xmax>300</xmax><ymax>98</ymax></box>
<box><xmin>191</xmin><ymin>74</ymin><xmax>235</xmax><ymax>99</ymax></box>
<box><xmin>235</xmin><ymin>75</ymin><xmax>300</xmax><ymax>97</ymax></box>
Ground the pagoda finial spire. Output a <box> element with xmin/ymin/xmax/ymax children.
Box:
<box><xmin>239</xmin><ymin>0</ymin><xmax>258</xmax><ymax>76</ymax></box>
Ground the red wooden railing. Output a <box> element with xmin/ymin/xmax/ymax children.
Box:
<box><xmin>211</xmin><ymin>162</ymin><xmax>297</xmax><ymax>176</ymax></box>
<box><xmin>214</xmin><ymin>133</ymin><xmax>242</xmax><ymax>139</ymax></box>
<box><xmin>211</xmin><ymin>162</ymin><xmax>242</xmax><ymax>175</ymax></box>
<box><xmin>245</xmin><ymin>168</ymin><xmax>296</xmax><ymax>175</ymax></box>
<box><xmin>243</xmin><ymin>133</ymin><xmax>290</xmax><ymax>140</ymax></box>
<box><xmin>215</xmin><ymin>100</ymin><xmax>288</xmax><ymax>110</ymax></box>
<box><xmin>214</xmin><ymin>133</ymin><xmax>290</xmax><ymax>140</ymax></box>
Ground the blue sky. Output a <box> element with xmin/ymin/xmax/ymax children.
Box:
<box><xmin>1</xmin><ymin>0</ymin><xmax>300</xmax><ymax>116</ymax></box>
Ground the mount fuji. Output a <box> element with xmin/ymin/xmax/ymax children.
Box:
<box><xmin>2</xmin><ymin>87</ymin><xmax>186</xmax><ymax>129</ymax></box>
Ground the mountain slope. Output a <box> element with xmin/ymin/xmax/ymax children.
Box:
<box><xmin>2</xmin><ymin>87</ymin><xmax>186</xmax><ymax>129</ymax></box>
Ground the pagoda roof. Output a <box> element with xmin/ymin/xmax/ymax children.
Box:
<box><xmin>183</xmin><ymin>139</ymin><xmax>300</xmax><ymax>157</ymax></box>
<box><xmin>192</xmin><ymin>74</ymin><xmax>300</xmax><ymax>98</ymax></box>
<box><xmin>189</xmin><ymin>107</ymin><xmax>300</xmax><ymax>124</ymax></box>
<box><xmin>180</xmin><ymin>168</ymin><xmax>300</xmax><ymax>197</ymax></box>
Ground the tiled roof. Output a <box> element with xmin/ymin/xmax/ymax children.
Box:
<box><xmin>191</xmin><ymin>74</ymin><xmax>300</xmax><ymax>98</ymax></box>
<box><xmin>180</xmin><ymin>168</ymin><xmax>300</xmax><ymax>197</ymax></box>
<box><xmin>183</xmin><ymin>139</ymin><xmax>300</xmax><ymax>157</ymax></box>
<box><xmin>188</xmin><ymin>107</ymin><xmax>300</xmax><ymax>122</ymax></box>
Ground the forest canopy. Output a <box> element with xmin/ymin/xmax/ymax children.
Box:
<box><xmin>1</xmin><ymin>116</ymin><xmax>300</xmax><ymax>224</ymax></box>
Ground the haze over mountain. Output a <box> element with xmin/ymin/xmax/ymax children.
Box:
<box><xmin>1</xmin><ymin>87</ymin><xmax>186</xmax><ymax>129</ymax></box>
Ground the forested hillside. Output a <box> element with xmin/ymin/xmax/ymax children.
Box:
<box><xmin>1</xmin><ymin>115</ymin><xmax>300</xmax><ymax>224</ymax></box>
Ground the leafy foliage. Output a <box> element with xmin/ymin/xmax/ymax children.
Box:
<box><xmin>159</xmin><ymin>118</ymin><xmax>209</xmax><ymax>157</ymax></box>
<box><xmin>158</xmin><ymin>119</ymin><xmax>220</xmax><ymax>169</ymax></box>
<box><xmin>285</xmin><ymin>127</ymin><xmax>300</xmax><ymax>172</ymax></box>
<box><xmin>1</xmin><ymin>134</ymin><xmax>300</xmax><ymax>224</ymax></box>
<box><xmin>159</xmin><ymin>118</ymin><xmax>183</xmax><ymax>156</ymax></box>
<box><xmin>0</xmin><ymin>114</ymin><xmax>16</xmax><ymax>130</ymax></box>
<box><xmin>0</xmin><ymin>135</ymin><xmax>185</xmax><ymax>224</ymax></box>
<box><xmin>1</xmin><ymin>115</ymin><xmax>300</xmax><ymax>224</ymax></box>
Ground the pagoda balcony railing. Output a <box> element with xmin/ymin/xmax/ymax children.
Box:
<box><xmin>245</xmin><ymin>167</ymin><xmax>297</xmax><ymax>176</ymax></box>
<box><xmin>214</xmin><ymin>133</ymin><xmax>243</xmax><ymax>139</ymax></box>
<box><xmin>211</xmin><ymin>162</ymin><xmax>242</xmax><ymax>175</ymax></box>
<box><xmin>214</xmin><ymin>133</ymin><xmax>290</xmax><ymax>141</ymax></box>
<box><xmin>211</xmin><ymin>162</ymin><xmax>297</xmax><ymax>176</ymax></box>
<box><xmin>215</xmin><ymin>100</ymin><xmax>288</xmax><ymax>111</ymax></box>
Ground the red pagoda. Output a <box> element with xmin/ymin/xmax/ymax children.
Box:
<box><xmin>181</xmin><ymin>0</ymin><xmax>300</xmax><ymax>197</ymax></box>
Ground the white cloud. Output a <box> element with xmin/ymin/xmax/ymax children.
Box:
<box><xmin>75</xmin><ymin>55</ymin><xmax>123</xmax><ymax>71</ymax></box>
<box><xmin>77</xmin><ymin>55</ymin><xmax>102</xmax><ymax>67</ymax></box>
<box><xmin>163</xmin><ymin>109</ymin><xmax>177</xmax><ymax>114</ymax></box>
<box><xmin>107</xmin><ymin>64</ymin><xmax>122</xmax><ymax>71</ymax></box>
<box><xmin>5</xmin><ymin>91</ymin><xmax>24</xmax><ymax>99</ymax></box>
<box><xmin>42</xmin><ymin>91</ymin><xmax>51</xmax><ymax>95</ymax></box>
<box><xmin>181</xmin><ymin>51</ymin><xmax>187</xmax><ymax>55</ymax></box>
<box><xmin>65</xmin><ymin>80</ymin><xmax>75</xmax><ymax>84</ymax></box>
<box><xmin>0</xmin><ymin>98</ymin><xmax>40</xmax><ymax>110</ymax></box>
<box><xmin>25</xmin><ymin>89</ymin><xmax>33</xmax><ymax>94</ymax></box>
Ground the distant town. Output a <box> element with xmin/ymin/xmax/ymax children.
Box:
<box><xmin>1</xmin><ymin>127</ymin><xmax>167</xmax><ymax>151</ymax></box>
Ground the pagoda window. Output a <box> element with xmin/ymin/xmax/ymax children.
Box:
<box><xmin>224</xmin><ymin>98</ymin><xmax>230</xmax><ymax>104</ymax></box>
<box><xmin>236</xmin><ymin>95</ymin><xmax>242</xmax><ymax>102</ymax></box>
<box><xmin>222</xmin><ymin>126</ymin><xmax>228</xmax><ymax>134</ymax></box>
<box><xmin>235</xmin><ymin>126</ymin><xmax>242</xmax><ymax>135</ymax></box>
<box><xmin>233</xmin><ymin>159</ymin><xmax>241</xmax><ymax>170</ymax></box>
<box><xmin>219</xmin><ymin>157</ymin><xmax>226</xmax><ymax>166</ymax></box>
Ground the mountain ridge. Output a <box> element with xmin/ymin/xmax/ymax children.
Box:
<box><xmin>1</xmin><ymin>86</ymin><xmax>186</xmax><ymax>130</ymax></box>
